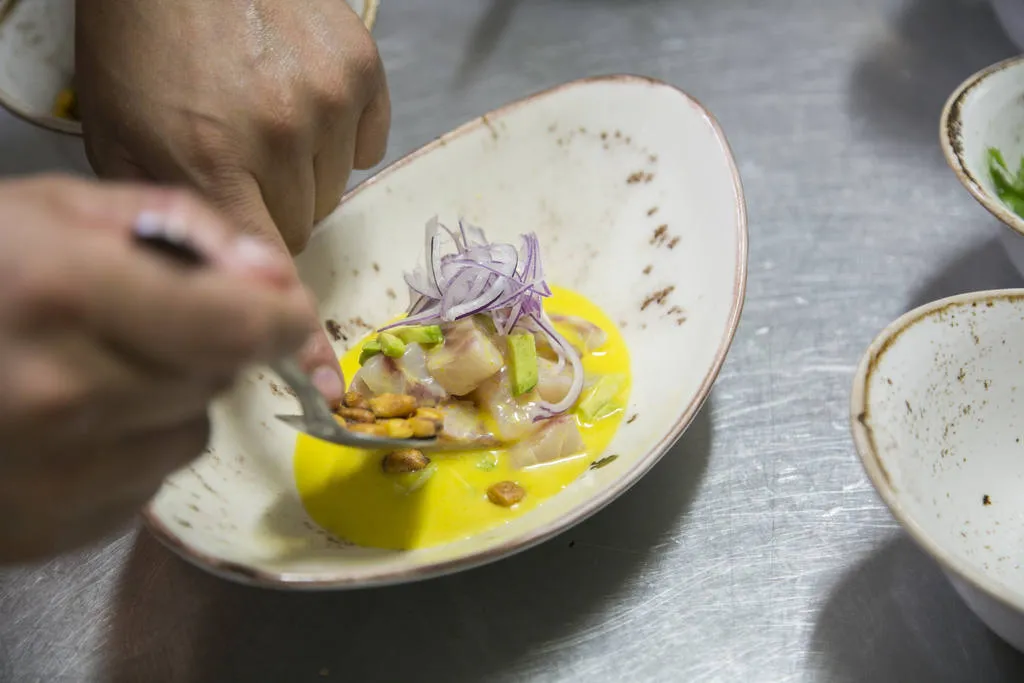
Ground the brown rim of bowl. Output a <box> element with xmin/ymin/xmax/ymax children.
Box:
<box><xmin>0</xmin><ymin>0</ymin><xmax>380</xmax><ymax>138</ymax></box>
<box><xmin>851</xmin><ymin>288</ymin><xmax>1024</xmax><ymax>617</ymax></box>
<box><xmin>141</xmin><ymin>73</ymin><xmax>750</xmax><ymax>590</ymax></box>
<box><xmin>939</xmin><ymin>55</ymin><xmax>1024</xmax><ymax>238</ymax></box>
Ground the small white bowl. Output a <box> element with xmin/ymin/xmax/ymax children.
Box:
<box><xmin>852</xmin><ymin>290</ymin><xmax>1024</xmax><ymax>652</ymax></box>
<box><xmin>0</xmin><ymin>0</ymin><xmax>380</xmax><ymax>136</ymax></box>
<box><xmin>143</xmin><ymin>75</ymin><xmax>748</xmax><ymax>589</ymax></box>
<box><xmin>940</xmin><ymin>56</ymin><xmax>1024</xmax><ymax>275</ymax></box>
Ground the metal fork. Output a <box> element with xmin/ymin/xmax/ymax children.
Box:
<box><xmin>132</xmin><ymin>223</ymin><xmax>438</xmax><ymax>450</ymax></box>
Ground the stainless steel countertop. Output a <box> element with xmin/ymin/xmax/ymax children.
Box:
<box><xmin>4</xmin><ymin>0</ymin><xmax>1024</xmax><ymax>680</ymax></box>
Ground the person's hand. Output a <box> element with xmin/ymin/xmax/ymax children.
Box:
<box><xmin>74</xmin><ymin>0</ymin><xmax>391</xmax><ymax>403</ymax></box>
<box><xmin>0</xmin><ymin>176</ymin><xmax>315</xmax><ymax>563</ymax></box>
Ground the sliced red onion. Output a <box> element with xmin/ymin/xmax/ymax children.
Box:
<box><xmin>380</xmin><ymin>217</ymin><xmax>584</xmax><ymax>415</ymax></box>
<box><xmin>530</xmin><ymin>311</ymin><xmax>584</xmax><ymax>415</ymax></box>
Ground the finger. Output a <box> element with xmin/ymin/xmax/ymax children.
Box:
<box><xmin>297</xmin><ymin>326</ymin><xmax>345</xmax><ymax>406</ymax></box>
<box><xmin>82</xmin><ymin>133</ymin><xmax>151</xmax><ymax>182</ymax></box>
<box><xmin>313</xmin><ymin>115</ymin><xmax>358</xmax><ymax>223</ymax></box>
<box><xmin>0</xmin><ymin>332</ymin><xmax>225</xmax><ymax>443</ymax></box>
<box><xmin>24</xmin><ymin>175</ymin><xmax>297</xmax><ymax>286</ymax></box>
<box><xmin>202</xmin><ymin>159</ymin><xmax>315</xmax><ymax>256</ymax></box>
<box><xmin>353</xmin><ymin>68</ymin><xmax>391</xmax><ymax>170</ymax></box>
<box><xmin>41</xmin><ymin>229</ymin><xmax>315</xmax><ymax>372</ymax></box>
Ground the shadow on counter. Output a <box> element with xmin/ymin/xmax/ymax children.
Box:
<box><xmin>101</xmin><ymin>397</ymin><xmax>714</xmax><ymax>683</ymax></box>
<box><xmin>816</xmin><ymin>235</ymin><xmax>1024</xmax><ymax>681</ymax></box>
<box><xmin>810</xmin><ymin>534</ymin><xmax>1024</xmax><ymax>683</ymax></box>
<box><xmin>907</xmin><ymin>235</ymin><xmax>1024</xmax><ymax>311</ymax></box>
<box><xmin>847</xmin><ymin>0</ymin><xmax>1017</xmax><ymax>157</ymax></box>
<box><xmin>450</xmin><ymin>0</ymin><xmax>682</xmax><ymax>90</ymax></box>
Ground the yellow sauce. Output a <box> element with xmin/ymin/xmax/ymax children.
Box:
<box><xmin>294</xmin><ymin>285</ymin><xmax>631</xmax><ymax>550</ymax></box>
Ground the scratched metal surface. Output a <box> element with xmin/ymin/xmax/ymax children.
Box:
<box><xmin>4</xmin><ymin>0</ymin><xmax>1024</xmax><ymax>680</ymax></box>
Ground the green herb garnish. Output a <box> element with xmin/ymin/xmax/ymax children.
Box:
<box><xmin>590</xmin><ymin>454</ymin><xmax>619</xmax><ymax>470</ymax></box>
<box><xmin>476</xmin><ymin>452</ymin><xmax>499</xmax><ymax>472</ymax></box>
<box><xmin>987</xmin><ymin>147</ymin><xmax>1024</xmax><ymax>217</ymax></box>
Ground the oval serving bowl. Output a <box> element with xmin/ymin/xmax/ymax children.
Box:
<box><xmin>940</xmin><ymin>56</ymin><xmax>1024</xmax><ymax>275</ymax></box>
<box><xmin>144</xmin><ymin>75</ymin><xmax>748</xmax><ymax>589</ymax></box>
<box><xmin>852</xmin><ymin>290</ymin><xmax>1024</xmax><ymax>652</ymax></box>
<box><xmin>0</xmin><ymin>0</ymin><xmax>380</xmax><ymax>136</ymax></box>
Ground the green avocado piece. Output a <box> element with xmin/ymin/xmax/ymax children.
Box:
<box><xmin>395</xmin><ymin>325</ymin><xmax>444</xmax><ymax>346</ymax></box>
<box><xmin>358</xmin><ymin>338</ymin><xmax>382</xmax><ymax>365</ymax></box>
<box><xmin>507</xmin><ymin>332</ymin><xmax>538</xmax><ymax>396</ymax></box>
<box><xmin>379</xmin><ymin>332</ymin><xmax>406</xmax><ymax>358</ymax></box>
<box><xmin>578</xmin><ymin>375</ymin><xmax>624</xmax><ymax>422</ymax></box>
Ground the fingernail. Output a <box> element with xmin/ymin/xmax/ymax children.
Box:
<box><xmin>311</xmin><ymin>365</ymin><xmax>344</xmax><ymax>403</ymax></box>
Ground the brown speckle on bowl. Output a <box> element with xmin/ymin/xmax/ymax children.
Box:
<box><xmin>641</xmin><ymin>286</ymin><xmax>675</xmax><ymax>311</ymax></box>
<box><xmin>351</xmin><ymin>317</ymin><xmax>373</xmax><ymax>330</ymax></box>
<box><xmin>984</xmin><ymin>494</ymin><xmax>992</xmax><ymax>506</ymax></box>
<box><xmin>481</xmin><ymin>114</ymin><xmax>499</xmax><ymax>140</ymax></box>
<box><xmin>651</xmin><ymin>225</ymin><xmax>668</xmax><ymax>245</ymax></box>
<box><xmin>325</xmin><ymin>318</ymin><xmax>345</xmax><ymax>341</ymax></box>
<box><xmin>642</xmin><ymin>265</ymin><xmax>652</xmax><ymax>275</ymax></box>
<box><xmin>626</xmin><ymin>413</ymin><xmax>638</xmax><ymax>424</ymax></box>
<box><xmin>647</xmin><ymin>206</ymin><xmax>659</xmax><ymax>216</ymax></box>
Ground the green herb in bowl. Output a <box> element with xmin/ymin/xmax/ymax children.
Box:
<box><xmin>987</xmin><ymin>147</ymin><xmax>1024</xmax><ymax>217</ymax></box>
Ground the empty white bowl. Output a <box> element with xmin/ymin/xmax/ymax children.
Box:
<box><xmin>852</xmin><ymin>290</ymin><xmax>1024</xmax><ymax>652</ymax></box>
<box><xmin>0</xmin><ymin>0</ymin><xmax>379</xmax><ymax>135</ymax></box>
<box><xmin>941</xmin><ymin>56</ymin><xmax>1024</xmax><ymax>275</ymax></box>
<box><xmin>143</xmin><ymin>75</ymin><xmax>748</xmax><ymax>589</ymax></box>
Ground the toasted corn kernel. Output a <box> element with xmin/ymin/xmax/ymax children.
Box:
<box><xmin>382</xmin><ymin>449</ymin><xmax>430</xmax><ymax>473</ymax></box>
<box><xmin>369</xmin><ymin>393</ymin><xmax>417</xmax><ymax>418</ymax></box>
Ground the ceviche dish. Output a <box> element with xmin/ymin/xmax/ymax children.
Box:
<box><xmin>294</xmin><ymin>219</ymin><xmax>631</xmax><ymax>549</ymax></box>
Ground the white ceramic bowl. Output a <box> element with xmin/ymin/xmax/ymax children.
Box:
<box><xmin>852</xmin><ymin>290</ymin><xmax>1024</xmax><ymax>652</ymax></box>
<box><xmin>143</xmin><ymin>75</ymin><xmax>748</xmax><ymax>589</ymax></box>
<box><xmin>0</xmin><ymin>0</ymin><xmax>380</xmax><ymax>135</ymax></box>
<box><xmin>940</xmin><ymin>56</ymin><xmax>1024</xmax><ymax>275</ymax></box>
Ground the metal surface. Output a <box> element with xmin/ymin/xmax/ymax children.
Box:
<box><xmin>3</xmin><ymin>0</ymin><xmax>1024</xmax><ymax>680</ymax></box>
